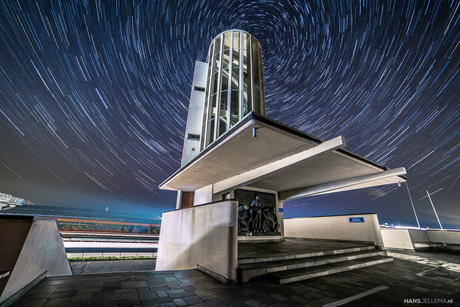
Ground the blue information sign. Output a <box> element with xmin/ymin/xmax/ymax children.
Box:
<box><xmin>278</xmin><ymin>208</ymin><xmax>283</xmax><ymax>212</ymax></box>
<box><xmin>349</xmin><ymin>217</ymin><xmax>364</xmax><ymax>223</ymax></box>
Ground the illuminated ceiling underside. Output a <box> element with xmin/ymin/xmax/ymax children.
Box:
<box><xmin>160</xmin><ymin>113</ymin><xmax>407</xmax><ymax>200</ymax></box>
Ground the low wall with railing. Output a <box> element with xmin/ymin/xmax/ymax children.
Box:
<box><xmin>155</xmin><ymin>200</ymin><xmax>238</xmax><ymax>284</ymax></box>
<box><xmin>284</xmin><ymin>213</ymin><xmax>384</xmax><ymax>247</ymax></box>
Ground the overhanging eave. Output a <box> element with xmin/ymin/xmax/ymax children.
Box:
<box><xmin>278</xmin><ymin>167</ymin><xmax>407</xmax><ymax>201</ymax></box>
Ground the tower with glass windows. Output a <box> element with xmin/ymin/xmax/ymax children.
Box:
<box><xmin>201</xmin><ymin>30</ymin><xmax>265</xmax><ymax>149</ymax></box>
<box><xmin>181</xmin><ymin>30</ymin><xmax>265</xmax><ymax>166</ymax></box>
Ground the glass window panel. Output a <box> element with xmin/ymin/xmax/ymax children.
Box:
<box><xmin>243</xmin><ymin>99</ymin><xmax>249</xmax><ymax>116</ymax></box>
<box><xmin>213</xmin><ymin>56</ymin><xmax>220</xmax><ymax>74</ymax></box>
<box><xmin>209</xmin><ymin>117</ymin><xmax>215</xmax><ymax>144</ymax></box>
<box><xmin>221</xmin><ymin>74</ymin><xmax>228</xmax><ymax>92</ymax></box>
<box><xmin>208</xmin><ymin>42</ymin><xmax>214</xmax><ymax>62</ymax></box>
<box><xmin>220</xmin><ymin>90</ymin><xmax>228</xmax><ymax>111</ymax></box>
<box><xmin>232</xmin><ymin>54</ymin><xmax>239</xmax><ymax>67</ymax></box>
<box><xmin>211</xmin><ymin>93</ymin><xmax>217</xmax><ymax>114</ymax></box>
<box><xmin>211</xmin><ymin>73</ymin><xmax>218</xmax><ymax>94</ymax></box>
<box><xmin>233</xmin><ymin>32</ymin><xmax>240</xmax><ymax>49</ymax></box>
<box><xmin>231</xmin><ymin>89</ymin><xmax>239</xmax><ymax>125</ymax></box>
<box><xmin>259</xmin><ymin>78</ymin><xmax>264</xmax><ymax>99</ymax></box>
<box><xmin>215</xmin><ymin>36</ymin><xmax>221</xmax><ymax>56</ymax></box>
<box><xmin>243</xmin><ymin>69</ymin><xmax>250</xmax><ymax>88</ymax></box>
<box><xmin>223</xmin><ymin>32</ymin><xmax>231</xmax><ymax>50</ymax></box>
<box><xmin>254</xmin><ymin>94</ymin><xmax>260</xmax><ymax>112</ymax></box>
<box><xmin>243</xmin><ymin>87</ymin><xmax>251</xmax><ymax>114</ymax></box>
<box><xmin>223</xmin><ymin>51</ymin><xmax>230</xmax><ymax>71</ymax></box>
<box><xmin>254</xmin><ymin>91</ymin><xmax>260</xmax><ymax>114</ymax></box>
<box><xmin>218</xmin><ymin>119</ymin><xmax>226</xmax><ymax>137</ymax></box>
<box><xmin>200</xmin><ymin>123</ymin><xmax>206</xmax><ymax>149</ymax></box>
<box><xmin>243</xmin><ymin>33</ymin><xmax>249</xmax><ymax>49</ymax></box>
<box><xmin>231</xmin><ymin>69</ymin><xmax>239</xmax><ymax>88</ymax></box>
<box><xmin>253</xmin><ymin>78</ymin><xmax>260</xmax><ymax>99</ymax></box>
<box><xmin>243</xmin><ymin>48</ymin><xmax>248</xmax><ymax>65</ymax></box>
<box><xmin>253</xmin><ymin>45</ymin><xmax>260</xmax><ymax>76</ymax></box>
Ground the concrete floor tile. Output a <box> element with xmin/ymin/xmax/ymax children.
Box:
<box><xmin>244</xmin><ymin>299</ymin><xmax>264</xmax><ymax>306</ymax></box>
<box><xmin>15</xmin><ymin>298</ymin><xmax>47</xmax><ymax>307</ymax></box>
<box><xmin>141</xmin><ymin>296</ymin><xmax>173</xmax><ymax>305</ymax></box>
<box><xmin>169</xmin><ymin>290</ymin><xmax>196</xmax><ymax>299</ymax></box>
<box><xmin>172</xmin><ymin>297</ymin><xmax>187</xmax><ymax>306</ymax></box>
<box><xmin>270</xmin><ymin>293</ymin><xmax>289</xmax><ymax>301</ymax></box>
<box><xmin>121</xmin><ymin>280</ymin><xmax>148</xmax><ymax>289</ymax></box>
<box><xmin>183</xmin><ymin>295</ymin><xmax>204</xmax><ymax>304</ymax></box>
<box><xmin>155</xmin><ymin>290</ymin><xmax>168</xmax><ymax>298</ymax></box>
<box><xmin>139</xmin><ymin>291</ymin><xmax>158</xmax><ymax>300</ymax></box>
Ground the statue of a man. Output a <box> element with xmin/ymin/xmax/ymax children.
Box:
<box><xmin>249</xmin><ymin>195</ymin><xmax>264</xmax><ymax>232</ymax></box>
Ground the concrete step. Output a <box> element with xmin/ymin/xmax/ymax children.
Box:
<box><xmin>238</xmin><ymin>245</ymin><xmax>376</xmax><ymax>265</ymax></box>
<box><xmin>268</xmin><ymin>256</ymin><xmax>394</xmax><ymax>284</ymax></box>
<box><xmin>238</xmin><ymin>249</ymin><xmax>387</xmax><ymax>283</ymax></box>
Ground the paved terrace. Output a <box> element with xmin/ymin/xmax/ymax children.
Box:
<box><xmin>13</xmin><ymin>241</ymin><xmax>460</xmax><ymax>307</ymax></box>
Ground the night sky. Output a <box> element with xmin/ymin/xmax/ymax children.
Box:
<box><xmin>1</xmin><ymin>1</ymin><xmax>459</xmax><ymax>229</ymax></box>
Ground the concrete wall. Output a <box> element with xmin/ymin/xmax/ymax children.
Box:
<box><xmin>155</xmin><ymin>200</ymin><xmax>238</xmax><ymax>284</ymax></box>
<box><xmin>0</xmin><ymin>217</ymin><xmax>72</xmax><ymax>306</ymax></box>
<box><xmin>284</xmin><ymin>214</ymin><xmax>384</xmax><ymax>247</ymax></box>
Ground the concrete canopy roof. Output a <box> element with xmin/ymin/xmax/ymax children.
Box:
<box><xmin>159</xmin><ymin>113</ymin><xmax>407</xmax><ymax>199</ymax></box>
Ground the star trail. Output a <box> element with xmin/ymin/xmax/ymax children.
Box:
<box><xmin>0</xmin><ymin>0</ymin><xmax>459</xmax><ymax>228</ymax></box>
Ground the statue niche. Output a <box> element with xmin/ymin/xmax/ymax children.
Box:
<box><xmin>235</xmin><ymin>189</ymin><xmax>280</xmax><ymax>236</ymax></box>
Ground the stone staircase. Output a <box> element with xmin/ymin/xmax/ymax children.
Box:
<box><xmin>238</xmin><ymin>245</ymin><xmax>393</xmax><ymax>284</ymax></box>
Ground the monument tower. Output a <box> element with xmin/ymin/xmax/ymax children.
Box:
<box><xmin>156</xmin><ymin>30</ymin><xmax>407</xmax><ymax>282</ymax></box>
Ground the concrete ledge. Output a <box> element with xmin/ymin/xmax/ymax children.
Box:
<box><xmin>285</xmin><ymin>237</ymin><xmax>375</xmax><ymax>246</ymax></box>
<box><xmin>197</xmin><ymin>265</ymin><xmax>237</xmax><ymax>285</ymax></box>
<box><xmin>238</xmin><ymin>236</ymin><xmax>283</xmax><ymax>243</ymax></box>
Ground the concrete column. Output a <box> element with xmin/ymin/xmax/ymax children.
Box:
<box><xmin>277</xmin><ymin>200</ymin><xmax>285</xmax><ymax>238</ymax></box>
<box><xmin>194</xmin><ymin>184</ymin><xmax>213</xmax><ymax>206</ymax></box>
